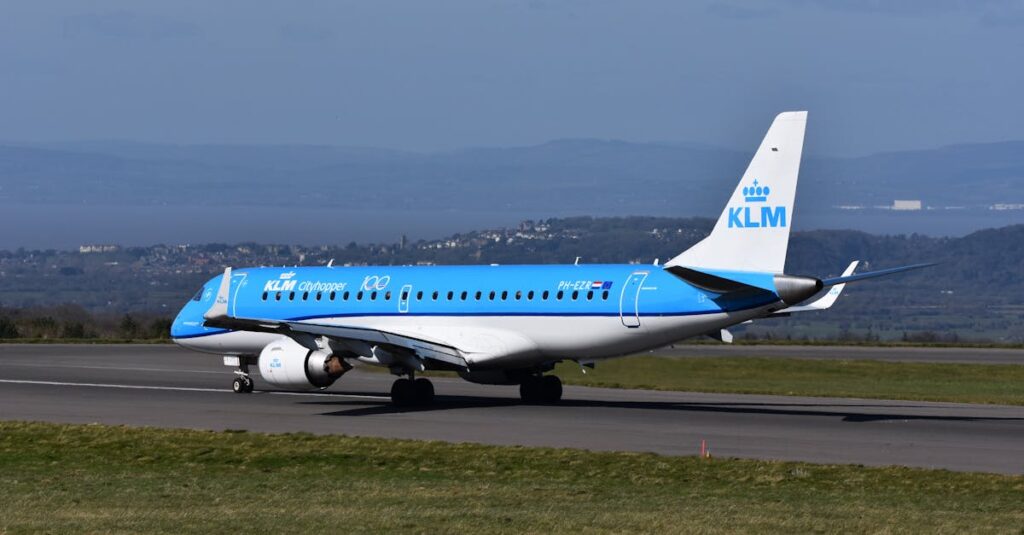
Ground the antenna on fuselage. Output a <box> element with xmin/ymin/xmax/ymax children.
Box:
<box><xmin>653</xmin><ymin>258</ymin><xmax>660</xmax><ymax>266</ymax></box>
<box><xmin>574</xmin><ymin>257</ymin><xmax>581</xmax><ymax>265</ymax></box>
<box><xmin>327</xmin><ymin>259</ymin><xmax>335</xmax><ymax>267</ymax></box>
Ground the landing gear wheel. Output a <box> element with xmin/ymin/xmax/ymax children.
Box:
<box><xmin>232</xmin><ymin>377</ymin><xmax>247</xmax><ymax>394</ymax></box>
<box><xmin>242</xmin><ymin>376</ymin><xmax>255</xmax><ymax>393</ymax></box>
<box><xmin>541</xmin><ymin>375</ymin><xmax>562</xmax><ymax>403</ymax></box>
<box><xmin>390</xmin><ymin>378</ymin><xmax>415</xmax><ymax>407</ymax></box>
<box><xmin>520</xmin><ymin>375</ymin><xmax>562</xmax><ymax>404</ymax></box>
<box><xmin>519</xmin><ymin>377</ymin><xmax>541</xmax><ymax>403</ymax></box>
<box><xmin>414</xmin><ymin>378</ymin><xmax>435</xmax><ymax>405</ymax></box>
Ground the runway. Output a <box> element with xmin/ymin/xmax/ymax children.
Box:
<box><xmin>1</xmin><ymin>344</ymin><xmax>1022</xmax><ymax>474</ymax></box>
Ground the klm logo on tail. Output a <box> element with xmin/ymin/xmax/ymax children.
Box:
<box><xmin>728</xmin><ymin>179</ymin><xmax>786</xmax><ymax>229</ymax></box>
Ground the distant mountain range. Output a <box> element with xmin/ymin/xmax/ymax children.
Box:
<box><xmin>2</xmin><ymin>139</ymin><xmax>1023</xmax><ymax>215</ymax></box>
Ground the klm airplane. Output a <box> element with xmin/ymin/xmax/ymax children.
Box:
<box><xmin>171</xmin><ymin>112</ymin><xmax>928</xmax><ymax>405</ymax></box>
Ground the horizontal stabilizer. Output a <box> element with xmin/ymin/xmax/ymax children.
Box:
<box><xmin>821</xmin><ymin>263</ymin><xmax>933</xmax><ymax>287</ymax></box>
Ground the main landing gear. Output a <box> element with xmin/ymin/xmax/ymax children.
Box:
<box><xmin>390</xmin><ymin>374</ymin><xmax>435</xmax><ymax>407</ymax></box>
<box><xmin>519</xmin><ymin>375</ymin><xmax>562</xmax><ymax>404</ymax></box>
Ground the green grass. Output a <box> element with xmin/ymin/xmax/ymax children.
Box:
<box><xmin>0</xmin><ymin>422</ymin><xmax>1021</xmax><ymax>534</ymax></box>
<box><xmin>553</xmin><ymin>356</ymin><xmax>1024</xmax><ymax>406</ymax></box>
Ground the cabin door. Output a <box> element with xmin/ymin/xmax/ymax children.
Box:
<box><xmin>619</xmin><ymin>271</ymin><xmax>648</xmax><ymax>328</ymax></box>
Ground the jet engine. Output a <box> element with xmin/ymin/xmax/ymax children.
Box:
<box><xmin>258</xmin><ymin>336</ymin><xmax>350</xmax><ymax>389</ymax></box>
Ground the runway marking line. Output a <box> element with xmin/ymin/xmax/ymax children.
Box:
<box><xmin>0</xmin><ymin>379</ymin><xmax>390</xmax><ymax>401</ymax></box>
<box><xmin>5</xmin><ymin>363</ymin><xmax>226</xmax><ymax>374</ymax></box>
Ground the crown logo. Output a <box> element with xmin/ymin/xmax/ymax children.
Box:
<box><xmin>742</xmin><ymin>179</ymin><xmax>770</xmax><ymax>203</ymax></box>
<box><xmin>279</xmin><ymin>271</ymin><xmax>296</xmax><ymax>280</ymax></box>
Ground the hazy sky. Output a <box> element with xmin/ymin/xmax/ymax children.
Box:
<box><xmin>2</xmin><ymin>0</ymin><xmax>1022</xmax><ymax>155</ymax></box>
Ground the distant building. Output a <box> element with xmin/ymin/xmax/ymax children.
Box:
<box><xmin>991</xmin><ymin>203</ymin><xmax>1024</xmax><ymax>211</ymax></box>
<box><xmin>79</xmin><ymin>244</ymin><xmax>120</xmax><ymax>254</ymax></box>
<box><xmin>892</xmin><ymin>200</ymin><xmax>922</xmax><ymax>211</ymax></box>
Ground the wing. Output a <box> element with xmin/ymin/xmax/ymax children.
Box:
<box><xmin>203</xmin><ymin>268</ymin><xmax>466</xmax><ymax>368</ymax></box>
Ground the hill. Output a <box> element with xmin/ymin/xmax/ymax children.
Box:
<box><xmin>0</xmin><ymin>218</ymin><xmax>1021</xmax><ymax>342</ymax></box>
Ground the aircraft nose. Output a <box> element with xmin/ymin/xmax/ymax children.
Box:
<box><xmin>170</xmin><ymin>308</ymin><xmax>188</xmax><ymax>340</ymax></box>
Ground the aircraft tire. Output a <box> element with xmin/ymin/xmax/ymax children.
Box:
<box><xmin>519</xmin><ymin>377</ymin><xmax>539</xmax><ymax>403</ymax></box>
<box><xmin>414</xmin><ymin>378</ymin><xmax>435</xmax><ymax>405</ymax></box>
<box><xmin>232</xmin><ymin>377</ymin><xmax>247</xmax><ymax>394</ymax></box>
<box><xmin>541</xmin><ymin>375</ymin><xmax>562</xmax><ymax>403</ymax></box>
<box><xmin>242</xmin><ymin>376</ymin><xmax>255</xmax><ymax>393</ymax></box>
<box><xmin>391</xmin><ymin>378</ymin><xmax>415</xmax><ymax>406</ymax></box>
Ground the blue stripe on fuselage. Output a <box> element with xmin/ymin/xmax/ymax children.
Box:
<box><xmin>171</xmin><ymin>264</ymin><xmax>780</xmax><ymax>339</ymax></box>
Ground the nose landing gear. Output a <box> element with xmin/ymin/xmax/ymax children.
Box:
<box><xmin>227</xmin><ymin>356</ymin><xmax>255</xmax><ymax>394</ymax></box>
<box><xmin>232</xmin><ymin>374</ymin><xmax>254</xmax><ymax>394</ymax></box>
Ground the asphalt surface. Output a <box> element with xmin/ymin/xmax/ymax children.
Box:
<box><xmin>1</xmin><ymin>344</ymin><xmax>1022</xmax><ymax>474</ymax></box>
<box><xmin>659</xmin><ymin>344</ymin><xmax>1024</xmax><ymax>364</ymax></box>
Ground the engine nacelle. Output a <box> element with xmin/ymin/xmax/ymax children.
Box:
<box><xmin>258</xmin><ymin>336</ymin><xmax>350</xmax><ymax>389</ymax></box>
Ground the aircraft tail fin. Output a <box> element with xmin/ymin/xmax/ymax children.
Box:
<box><xmin>666</xmin><ymin>111</ymin><xmax>808</xmax><ymax>274</ymax></box>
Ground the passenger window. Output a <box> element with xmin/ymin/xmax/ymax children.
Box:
<box><xmin>330</xmin><ymin>291</ymin><xmax>336</xmax><ymax>301</ymax></box>
<box><xmin>289</xmin><ymin>292</ymin><xmax>295</xmax><ymax>301</ymax></box>
<box><xmin>302</xmin><ymin>291</ymin><xmax>309</xmax><ymax>301</ymax></box>
<box><xmin>417</xmin><ymin>291</ymin><xmax>423</xmax><ymax>300</ymax></box>
<box><xmin>371</xmin><ymin>291</ymin><xmax>377</xmax><ymax>300</ymax></box>
<box><xmin>343</xmin><ymin>291</ymin><xmax>349</xmax><ymax>300</ymax></box>
<box><xmin>357</xmin><ymin>291</ymin><xmax>363</xmax><ymax>300</ymax></box>
<box><xmin>527</xmin><ymin>291</ymin><xmax>534</xmax><ymax>300</ymax></box>
<box><xmin>316</xmin><ymin>292</ymin><xmax>322</xmax><ymax>301</ymax></box>
<box><xmin>262</xmin><ymin>292</ymin><xmax>268</xmax><ymax>301</ymax></box>
<box><xmin>542</xmin><ymin>291</ymin><xmax>549</xmax><ymax>300</ymax></box>
<box><xmin>447</xmin><ymin>291</ymin><xmax>454</xmax><ymax>300</ymax></box>
<box><xmin>515</xmin><ymin>290</ymin><xmax>522</xmax><ymax>300</ymax></box>
<box><xmin>385</xmin><ymin>291</ymin><xmax>392</xmax><ymax>300</ymax></box>
<box><xmin>461</xmin><ymin>291</ymin><xmax>468</xmax><ymax>300</ymax></box>
<box><xmin>275</xmin><ymin>292</ymin><xmax>282</xmax><ymax>301</ymax></box>
<box><xmin>489</xmin><ymin>291</ymin><xmax>495</xmax><ymax>300</ymax></box>
<box><xmin>432</xmin><ymin>291</ymin><xmax>439</xmax><ymax>301</ymax></box>
<box><xmin>587</xmin><ymin>291</ymin><xmax>593</xmax><ymax>300</ymax></box>
<box><xmin>402</xmin><ymin>291</ymin><xmax>409</xmax><ymax>300</ymax></box>
<box><xmin>501</xmin><ymin>291</ymin><xmax>508</xmax><ymax>300</ymax></box>
<box><xmin>602</xmin><ymin>290</ymin><xmax>609</xmax><ymax>300</ymax></box>
<box><xmin>475</xmin><ymin>291</ymin><xmax>482</xmax><ymax>300</ymax></box>
<box><xmin>557</xmin><ymin>291</ymin><xmax>564</xmax><ymax>300</ymax></box>
<box><xmin>572</xmin><ymin>291</ymin><xmax>578</xmax><ymax>300</ymax></box>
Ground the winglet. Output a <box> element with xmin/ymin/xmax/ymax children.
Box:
<box><xmin>203</xmin><ymin>267</ymin><xmax>232</xmax><ymax>320</ymax></box>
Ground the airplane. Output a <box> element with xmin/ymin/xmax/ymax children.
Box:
<box><xmin>171</xmin><ymin>111</ymin><xmax>930</xmax><ymax>406</ymax></box>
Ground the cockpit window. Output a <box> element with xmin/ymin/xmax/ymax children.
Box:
<box><xmin>192</xmin><ymin>287</ymin><xmax>204</xmax><ymax>302</ymax></box>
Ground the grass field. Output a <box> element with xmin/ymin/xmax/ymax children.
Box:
<box><xmin>550</xmin><ymin>356</ymin><xmax>1024</xmax><ymax>406</ymax></box>
<box><xmin>1</xmin><ymin>422</ymin><xmax>1022</xmax><ymax>534</ymax></box>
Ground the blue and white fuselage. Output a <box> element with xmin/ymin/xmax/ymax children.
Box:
<box><xmin>170</xmin><ymin>111</ymin><xmax>929</xmax><ymax>403</ymax></box>
<box><xmin>172</xmin><ymin>264</ymin><xmax>781</xmax><ymax>368</ymax></box>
